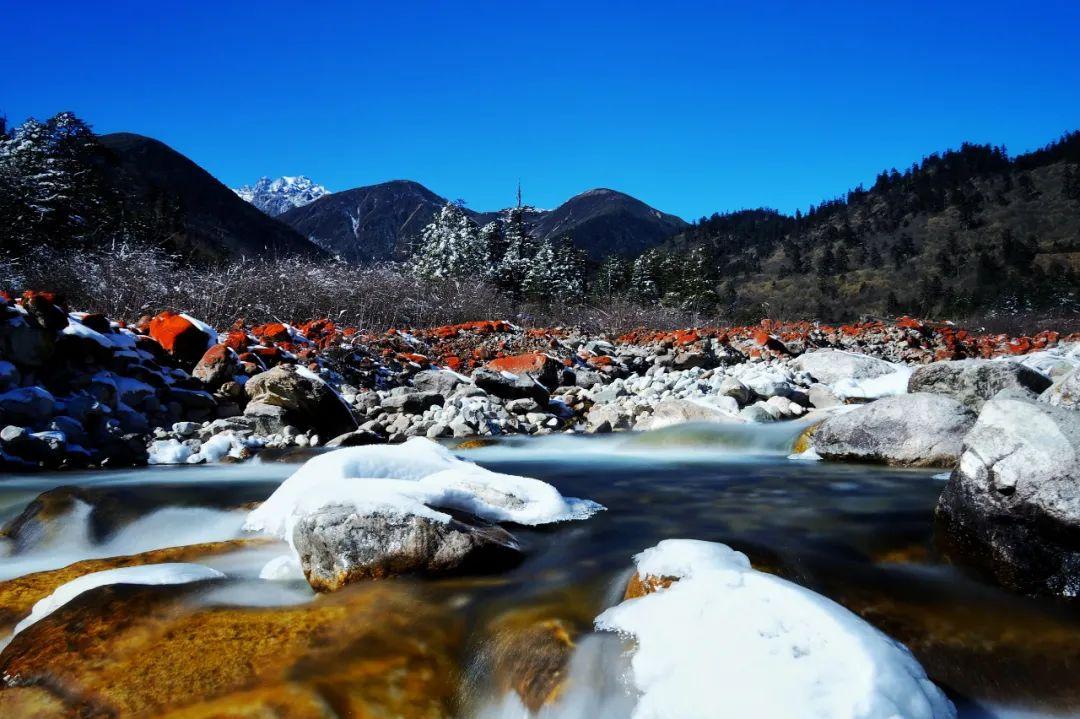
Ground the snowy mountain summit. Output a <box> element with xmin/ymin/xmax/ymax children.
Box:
<box><xmin>234</xmin><ymin>176</ymin><xmax>329</xmax><ymax>217</ymax></box>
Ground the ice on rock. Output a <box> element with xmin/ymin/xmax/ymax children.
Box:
<box><xmin>243</xmin><ymin>437</ymin><xmax>603</xmax><ymax>543</ymax></box>
<box><xmin>596</xmin><ymin>539</ymin><xmax>955</xmax><ymax>719</ymax></box>
<box><xmin>10</xmin><ymin>563</ymin><xmax>224</xmax><ymax>639</ymax></box>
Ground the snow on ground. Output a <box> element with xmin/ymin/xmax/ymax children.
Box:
<box><xmin>148</xmin><ymin>431</ymin><xmax>261</xmax><ymax>465</ymax></box>
<box><xmin>243</xmin><ymin>437</ymin><xmax>604</xmax><ymax>544</ymax></box>
<box><xmin>831</xmin><ymin>366</ymin><xmax>914</xmax><ymax>401</ymax></box>
<box><xmin>595</xmin><ymin>539</ymin><xmax>956</xmax><ymax>719</ymax></box>
<box><xmin>8</xmin><ymin>563</ymin><xmax>224</xmax><ymax>639</ymax></box>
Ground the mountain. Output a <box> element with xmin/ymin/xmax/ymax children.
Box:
<box><xmin>279</xmin><ymin>180</ymin><xmax>447</xmax><ymax>262</ymax></box>
<box><xmin>529</xmin><ymin>188</ymin><xmax>688</xmax><ymax>260</ymax></box>
<box><xmin>649</xmin><ymin>132</ymin><xmax>1080</xmax><ymax>321</ymax></box>
<box><xmin>234</xmin><ymin>176</ymin><xmax>329</xmax><ymax>217</ymax></box>
<box><xmin>279</xmin><ymin>182</ymin><xmax>687</xmax><ymax>263</ymax></box>
<box><xmin>98</xmin><ymin>134</ymin><xmax>322</xmax><ymax>261</ymax></box>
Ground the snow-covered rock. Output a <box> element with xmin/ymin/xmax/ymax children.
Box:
<box><xmin>233</xmin><ymin>176</ymin><xmax>329</xmax><ymax>217</ymax></box>
<box><xmin>908</xmin><ymin>359</ymin><xmax>1052</xmax><ymax>411</ymax></box>
<box><xmin>596</xmin><ymin>539</ymin><xmax>955</xmax><ymax>719</ymax></box>
<box><xmin>791</xmin><ymin>349</ymin><xmax>900</xmax><ymax>387</ymax></box>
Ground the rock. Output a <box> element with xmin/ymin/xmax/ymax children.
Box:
<box><xmin>0</xmin><ymin>386</ymin><xmax>55</xmax><ymax>424</ymax></box>
<box><xmin>808</xmin><ymin>383</ymin><xmax>842</xmax><ymax>409</ymax></box>
<box><xmin>411</xmin><ymin>369</ymin><xmax>465</xmax><ymax>396</ymax></box>
<box><xmin>811</xmin><ymin>393</ymin><xmax>976</xmax><ymax>467</ymax></box>
<box><xmin>672</xmin><ymin>351</ymin><xmax>708</xmax><ymax>370</ymax></box>
<box><xmin>242</xmin><ymin>401</ymin><xmax>290</xmax><ymax>435</ymax></box>
<box><xmin>506</xmin><ymin>397</ymin><xmax>541</xmax><ymax>415</ymax></box>
<box><xmin>472</xmin><ymin>367</ymin><xmax>549</xmax><ymax>405</ymax></box>
<box><xmin>20</xmin><ymin>291</ymin><xmax>68</xmax><ymax>331</ymax></box>
<box><xmin>191</xmin><ymin>345</ymin><xmax>239</xmax><ymax>390</ymax></box>
<box><xmin>0</xmin><ymin>579</ymin><xmax>460</xmax><ymax>718</ymax></box>
<box><xmin>0</xmin><ymin>322</ymin><xmax>54</xmax><ymax>367</ymax></box>
<box><xmin>147</xmin><ymin>311</ymin><xmax>214</xmax><ymax>364</ymax></box>
<box><xmin>245</xmin><ymin>364</ymin><xmax>357</xmax><ymax>438</ymax></box>
<box><xmin>0</xmin><ymin>426</ymin><xmax>51</xmax><ymax>463</ymax></box>
<box><xmin>324</xmin><ymin>429</ymin><xmax>383</xmax><ymax>448</ymax></box>
<box><xmin>484</xmin><ymin>353</ymin><xmax>561</xmax><ymax>389</ymax></box>
<box><xmin>791</xmin><ymin>349</ymin><xmax>898</xmax><ymax>386</ymax></box>
<box><xmin>936</xmin><ymin>397</ymin><xmax>1080</xmax><ymax>598</ymax></box>
<box><xmin>294</xmin><ymin>506</ymin><xmax>521</xmax><ymax>591</ymax></box>
<box><xmin>1039</xmin><ymin>366</ymin><xmax>1080</xmax><ymax>410</ymax></box>
<box><xmin>382</xmin><ymin>391</ymin><xmax>443</xmax><ymax>414</ymax></box>
<box><xmin>908</xmin><ymin>359</ymin><xmax>1053</xmax><ymax>411</ymax></box>
<box><xmin>638</xmin><ymin>398</ymin><xmax>740</xmax><ymax>430</ymax></box>
<box><xmin>0</xmin><ymin>360</ymin><xmax>20</xmax><ymax>391</ymax></box>
<box><xmin>717</xmin><ymin>376</ymin><xmax>751</xmax><ymax>405</ymax></box>
<box><xmin>586</xmin><ymin>402</ymin><xmax>631</xmax><ymax>432</ymax></box>
<box><xmin>739</xmin><ymin>403</ymin><xmax>777</xmax><ymax>423</ymax></box>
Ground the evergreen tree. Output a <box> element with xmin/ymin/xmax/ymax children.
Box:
<box><xmin>409</xmin><ymin>203</ymin><xmax>486</xmax><ymax>280</ymax></box>
<box><xmin>594</xmin><ymin>255</ymin><xmax>629</xmax><ymax>296</ymax></box>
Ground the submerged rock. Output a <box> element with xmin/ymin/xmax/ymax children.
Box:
<box><xmin>293</xmin><ymin>506</ymin><xmax>521</xmax><ymax>591</ymax></box>
<box><xmin>811</xmin><ymin>393</ymin><xmax>975</xmax><ymax>467</ymax></box>
<box><xmin>908</xmin><ymin>359</ymin><xmax>1052</xmax><ymax>411</ymax></box>
<box><xmin>936</xmin><ymin>396</ymin><xmax>1080</xmax><ymax>598</ymax></box>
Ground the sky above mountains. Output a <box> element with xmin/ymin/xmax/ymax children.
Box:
<box><xmin>3</xmin><ymin>1</ymin><xmax>1078</xmax><ymax>220</ymax></box>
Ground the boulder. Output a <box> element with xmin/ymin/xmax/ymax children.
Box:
<box><xmin>20</xmin><ymin>291</ymin><xmax>68</xmax><ymax>332</ymax></box>
<box><xmin>586</xmin><ymin>403</ymin><xmax>631</xmax><ymax>432</ymax></box>
<box><xmin>908</xmin><ymin>359</ymin><xmax>1052</xmax><ymax>411</ymax></box>
<box><xmin>791</xmin><ymin>349</ymin><xmax>897</xmax><ymax>386</ymax></box>
<box><xmin>0</xmin><ymin>322</ymin><xmax>54</xmax><ymax>367</ymax></box>
<box><xmin>472</xmin><ymin>367</ymin><xmax>549</xmax><ymax>405</ymax></box>
<box><xmin>1039</xmin><ymin>366</ymin><xmax>1080</xmax><ymax>410</ymax></box>
<box><xmin>808</xmin><ymin>383</ymin><xmax>842</xmax><ymax>409</ymax></box>
<box><xmin>147</xmin><ymin>311</ymin><xmax>214</xmax><ymax>364</ymax></box>
<box><xmin>381</xmin><ymin>391</ymin><xmax>443</xmax><ymax>414</ymax></box>
<box><xmin>191</xmin><ymin>345</ymin><xmax>240</xmax><ymax>390</ymax></box>
<box><xmin>484</xmin><ymin>353</ymin><xmax>561</xmax><ymax>389</ymax></box>
<box><xmin>936</xmin><ymin>397</ymin><xmax>1080</xmax><ymax>598</ymax></box>
<box><xmin>0</xmin><ymin>386</ymin><xmax>55</xmax><ymax>424</ymax></box>
<box><xmin>717</xmin><ymin>376</ymin><xmax>751</xmax><ymax>405</ymax></box>
<box><xmin>245</xmin><ymin>364</ymin><xmax>357</xmax><ymax>438</ymax></box>
<box><xmin>810</xmin><ymin>393</ymin><xmax>975</xmax><ymax>467</ymax></box>
<box><xmin>638</xmin><ymin>397</ymin><xmax>740</xmax><ymax>430</ymax></box>
<box><xmin>324</xmin><ymin>429</ymin><xmax>384</xmax><ymax>448</ymax></box>
<box><xmin>411</xmin><ymin>369</ymin><xmax>465</xmax><ymax>397</ymax></box>
<box><xmin>293</xmin><ymin>506</ymin><xmax>521</xmax><ymax>591</ymax></box>
<box><xmin>241</xmin><ymin>401</ymin><xmax>290</xmax><ymax>435</ymax></box>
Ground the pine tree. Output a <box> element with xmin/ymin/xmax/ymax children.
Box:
<box><xmin>409</xmin><ymin>203</ymin><xmax>485</xmax><ymax>280</ymax></box>
<box><xmin>594</xmin><ymin>255</ymin><xmax>629</xmax><ymax>296</ymax></box>
<box><xmin>629</xmin><ymin>249</ymin><xmax>661</xmax><ymax>301</ymax></box>
<box><xmin>492</xmin><ymin>206</ymin><xmax>537</xmax><ymax>297</ymax></box>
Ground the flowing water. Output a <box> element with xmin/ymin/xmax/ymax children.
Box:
<box><xmin>1</xmin><ymin>423</ymin><xmax>1078</xmax><ymax>718</ymax></box>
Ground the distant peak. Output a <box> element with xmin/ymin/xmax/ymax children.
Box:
<box><xmin>234</xmin><ymin>175</ymin><xmax>329</xmax><ymax>217</ymax></box>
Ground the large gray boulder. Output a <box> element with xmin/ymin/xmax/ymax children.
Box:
<box><xmin>790</xmin><ymin>350</ymin><xmax>898</xmax><ymax>386</ymax></box>
<box><xmin>245</xmin><ymin>364</ymin><xmax>357</xmax><ymax>438</ymax></box>
<box><xmin>293</xmin><ymin>505</ymin><xmax>521</xmax><ymax>592</ymax></box>
<box><xmin>936</xmin><ymin>397</ymin><xmax>1080</xmax><ymax>598</ymax></box>
<box><xmin>636</xmin><ymin>398</ymin><xmax>740</xmax><ymax>431</ymax></box>
<box><xmin>586</xmin><ymin>402</ymin><xmax>631</xmax><ymax>432</ymax></box>
<box><xmin>472</xmin><ymin>367</ymin><xmax>549</xmax><ymax>405</ymax></box>
<box><xmin>1039</xmin><ymin>366</ymin><xmax>1080</xmax><ymax>410</ymax></box>
<box><xmin>810</xmin><ymin>393</ymin><xmax>975</xmax><ymax>467</ymax></box>
<box><xmin>411</xmin><ymin>369</ymin><xmax>465</xmax><ymax>397</ymax></box>
<box><xmin>908</xmin><ymin>359</ymin><xmax>1052</xmax><ymax>411</ymax></box>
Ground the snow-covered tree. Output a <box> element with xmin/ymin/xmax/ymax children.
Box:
<box><xmin>492</xmin><ymin>206</ymin><xmax>538</xmax><ymax>297</ymax></box>
<box><xmin>593</xmin><ymin>255</ymin><xmax>629</xmax><ymax>297</ymax></box>
<box><xmin>409</xmin><ymin>203</ymin><xmax>487</xmax><ymax>280</ymax></box>
<box><xmin>629</xmin><ymin>249</ymin><xmax>662</xmax><ymax>301</ymax></box>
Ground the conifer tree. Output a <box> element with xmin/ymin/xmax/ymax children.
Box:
<box><xmin>409</xmin><ymin>202</ymin><xmax>485</xmax><ymax>279</ymax></box>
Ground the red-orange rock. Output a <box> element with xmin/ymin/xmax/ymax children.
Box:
<box><xmin>486</xmin><ymin>353</ymin><xmax>561</xmax><ymax>385</ymax></box>
<box><xmin>251</xmin><ymin>322</ymin><xmax>291</xmax><ymax>343</ymax></box>
<box><xmin>192</xmin><ymin>345</ymin><xmax>239</xmax><ymax>389</ymax></box>
<box><xmin>222</xmin><ymin>330</ymin><xmax>249</xmax><ymax>351</ymax></box>
<box><xmin>20</xmin><ymin>291</ymin><xmax>69</xmax><ymax>331</ymax></box>
<box><xmin>147</xmin><ymin>311</ymin><xmax>212</xmax><ymax>363</ymax></box>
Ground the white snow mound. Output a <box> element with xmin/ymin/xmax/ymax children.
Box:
<box><xmin>243</xmin><ymin>437</ymin><xmax>603</xmax><ymax>542</ymax></box>
<box><xmin>596</xmin><ymin>539</ymin><xmax>956</xmax><ymax>719</ymax></box>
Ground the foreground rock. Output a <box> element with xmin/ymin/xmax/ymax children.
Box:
<box><xmin>811</xmin><ymin>393</ymin><xmax>976</xmax><ymax>467</ymax></box>
<box><xmin>0</xmin><ymin>580</ymin><xmax>460</xmax><ymax>718</ymax></box>
<box><xmin>908</xmin><ymin>359</ymin><xmax>1052</xmax><ymax>411</ymax></box>
<box><xmin>596</xmin><ymin>539</ymin><xmax>955</xmax><ymax>718</ymax></box>
<box><xmin>936</xmin><ymin>397</ymin><xmax>1080</xmax><ymax>598</ymax></box>
<box><xmin>294</xmin><ymin>507</ymin><xmax>521</xmax><ymax>591</ymax></box>
<box><xmin>244</xmin><ymin>364</ymin><xmax>357</xmax><ymax>438</ymax></box>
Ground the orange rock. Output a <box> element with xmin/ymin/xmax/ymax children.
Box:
<box><xmin>251</xmin><ymin>322</ymin><xmax>291</xmax><ymax>343</ymax></box>
<box><xmin>148</xmin><ymin>311</ymin><xmax>212</xmax><ymax>363</ymax></box>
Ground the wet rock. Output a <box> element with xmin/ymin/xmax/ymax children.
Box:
<box><xmin>908</xmin><ymin>359</ymin><xmax>1052</xmax><ymax>411</ymax></box>
<box><xmin>638</xmin><ymin>397</ymin><xmax>740</xmax><ymax>430</ymax></box>
<box><xmin>791</xmin><ymin>349</ymin><xmax>898</xmax><ymax>386</ymax></box>
<box><xmin>293</xmin><ymin>506</ymin><xmax>521</xmax><ymax>591</ymax></box>
<box><xmin>936</xmin><ymin>396</ymin><xmax>1080</xmax><ymax>598</ymax></box>
<box><xmin>148</xmin><ymin>311</ymin><xmax>214</xmax><ymax>364</ymax></box>
<box><xmin>191</xmin><ymin>344</ymin><xmax>240</xmax><ymax>390</ymax></box>
<box><xmin>811</xmin><ymin>393</ymin><xmax>975</xmax><ymax>467</ymax></box>
<box><xmin>1039</xmin><ymin>366</ymin><xmax>1080</xmax><ymax>410</ymax></box>
<box><xmin>483</xmin><ymin>614</ymin><xmax>578</xmax><ymax>712</ymax></box>
<box><xmin>0</xmin><ymin>580</ymin><xmax>461</xmax><ymax>718</ymax></box>
<box><xmin>472</xmin><ymin>367</ymin><xmax>549</xmax><ymax>405</ymax></box>
<box><xmin>0</xmin><ymin>360</ymin><xmax>20</xmax><ymax>391</ymax></box>
<box><xmin>242</xmin><ymin>400</ymin><xmax>289</xmax><ymax>435</ymax></box>
<box><xmin>245</xmin><ymin>364</ymin><xmax>357</xmax><ymax>438</ymax></box>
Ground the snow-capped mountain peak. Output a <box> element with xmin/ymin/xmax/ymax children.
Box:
<box><xmin>233</xmin><ymin>175</ymin><xmax>329</xmax><ymax>217</ymax></box>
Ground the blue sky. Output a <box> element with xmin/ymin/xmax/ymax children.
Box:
<box><xmin>2</xmin><ymin>1</ymin><xmax>1078</xmax><ymax>219</ymax></box>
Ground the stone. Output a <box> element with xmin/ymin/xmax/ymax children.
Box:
<box><xmin>293</xmin><ymin>506</ymin><xmax>521</xmax><ymax>591</ymax></box>
<box><xmin>811</xmin><ymin>393</ymin><xmax>976</xmax><ymax>467</ymax></box>
<box><xmin>908</xmin><ymin>359</ymin><xmax>1053</xmax><ymax>411</ymax></box>
<box><xmin>791</xmin><ymin>349</ymin><xmax>898</xmax><ymax>386</ymax></box>
<box><xmin>484</xmin><ymin>353</ymin><xmax>561</xmax><ymax>388</ymax></box>
<box><xmin>586</xmin><ymin>402</ymin><xmax>631</xmax><ymax>432</ymax></box>
<box><xmin>1039</xmin><ymin>366</ymin><xmax>1080</xmax><ymax>410</ymax></box>
<box><xmin>717</xmin><ymin>376</ymin><xmax>751</xmax><ymax>405</ymax></box>
<box><xmin>245</xmin><ymin>364</ymin><xmax>357</xmax><ymax>438</ymax></box>
<box><xmin>808</xmin><ymin>383</ymin><xmax>842</xmax><ymax>408</ymax></box>
<box><xmin>411</xmin><ymin>369</ymin><xmax>465</xmax><ymax>396</ymax></box>
<box><xmin>324</xmin><ymin>429</ymin><xmax>383</xmax><ymax>448</ymax></box>
<box><xmin>191</xmin><ymin>344</ymin><xmax>240</xmax><ymax>390</ymax></box>
<box><xmin>638</xmin><ymin>397</ymin><xmax>740</xmax><ymax>430</ymax></box>
<box><xmin>0</xmin><ymin>322</ymin><xmax>54</xmax><ymax>367</ymax></box>
<box><xmin>472</xmin><ymin>367</ymin><xmax>549</xmax><ymax>405</ymax></box>
<box><xmin>147</xmin><ymin>311</ymin><xmax>213</xmax><ymax>364</ymax></box>
<box><xmin>936</xmin><ymin>396</ymin><xmax>1080</xmax><ymax>598</ymax></box>
<box><xmin>241</xmin><ymin>401</ymin><xmax>290</xmax><ymax>435</ymax></box>
<box><xmin>0</xmin><ymin>386</ymin><xmax>55</xmax><ymax>424</ymax></box>
<box><xmin>381</xmin><ymin>391</ymin><xmax>443</xmax><ymax>414</ymax></box>
<box><xmin>506</xmin><ymin>397</ymin><xmax>541</xmax><ymax>415</ymax></box>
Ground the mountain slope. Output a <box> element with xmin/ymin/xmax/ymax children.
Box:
<box><xmin>279</xmin><ymin>180</ymin><xmax>447</xmax><ymax>262</ymax></box>
<box><xmin>98</xmin><ymin>133</ymin><xmax>322</xmax><ymax>261</ymax></box>
<box><xmin>234</xmin><ymin>176</ymin><xmax>329</xmax><ymax>217</ymax></box>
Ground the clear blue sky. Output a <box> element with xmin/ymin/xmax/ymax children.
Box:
<box><xmin>2</xmin><ymin>1</ymin><xmax>1078</xmax><ymax>220</ymax></box>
